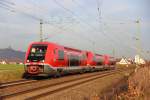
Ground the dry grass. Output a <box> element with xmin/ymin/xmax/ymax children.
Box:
<box><xmin>118</xmin><ymin>66</ymin><xmax>150</xmax><ymax>100</ymax></box>
<box><xmin>116</xmin><ymin>64</ymin><xmax>136</xmax><ymax>68</ymax></box>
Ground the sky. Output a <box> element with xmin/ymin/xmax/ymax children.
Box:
<box><xmin>0</xmin><ymin>0</ymin><xmax>150</xmax><ymax>59</ymax></box>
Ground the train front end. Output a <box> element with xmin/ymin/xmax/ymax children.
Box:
<box><xmin>24</xmin><ymin>42</ymin><xmax>50</xmax><ymax>77</ymax></box>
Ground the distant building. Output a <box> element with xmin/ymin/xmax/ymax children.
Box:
<box><xmin>135</xmin><ymin>55</ymin><xmax>145</xmax><ymax>65</ymax></box>
<box><xmin>0</xmin><ymin>60</ymin><xmax>7</xmax><ymax>64</ymax></box>
<box><xmin>117</xmin><ymin>58</ymin><xmax>131</xmax><ymax>65</ymax></box>
<box><xmin>19</xmin><ymin>62</ymin><xmax>23</xmax><ymax>65</ymax></box>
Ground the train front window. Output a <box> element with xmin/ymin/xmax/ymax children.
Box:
<box><xmin>27</xmin><ymin>45</ymin><xmax>47</xmax><ymax>62</ymax></box>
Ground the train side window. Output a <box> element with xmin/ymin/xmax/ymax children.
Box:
<box><xmin>69</xmin><ymin>55</ymin><xmax>80</xmax><ymax>66</ymax></box>
<box><xmin>58</xmin><ymin>50</ymin><xmax>64</xmax><ymax>60</ymax></box>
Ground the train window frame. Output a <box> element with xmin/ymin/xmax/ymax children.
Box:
<box><xmin>58</xmin><ymin>50</ymin><xmax>64</xmax><ymax>60</ymax></box>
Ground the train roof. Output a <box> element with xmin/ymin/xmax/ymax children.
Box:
<box><xmin>95</xmin><ymin>54</ymin><xmax>103</xmax><ymax>56</ymax></box>
<box><xmin>30</xmin><ymin>41</ymin><xmax>57</xmax><ymax>45</ymax></box>
<box><xmin>64</xmin><ymin>46</ymin><xmax>82</xmax><ymax>53</ymax></box>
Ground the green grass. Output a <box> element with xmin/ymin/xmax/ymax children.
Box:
<box><xmin>0</xmin><ymin>64</ymin><xmax>24</xmax><ymax>70</ymax></box>
<box><xmin>0</xmin><ymin>64</ymin><xmax>25</xmax><ymax>83</ymax></box>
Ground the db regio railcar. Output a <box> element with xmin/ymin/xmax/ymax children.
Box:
<box><xmin>23</xmin><ymin>42</ymin><xmax>116</xmax><ymax>78</ymax></box>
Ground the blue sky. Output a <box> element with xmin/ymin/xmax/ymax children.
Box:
<box><xmin>0</xmin><ymin>0</ymin><xmax>150</xmax><ymax>59</ymax></box>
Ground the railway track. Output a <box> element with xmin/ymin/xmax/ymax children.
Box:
<box><xmin>0</xmin><ymin>71</ymin><xmax>108</xmax><ymax>89</ymax></box>
<box><xmin>0</xmin><ymin>79</ymin><xmax>37</xmax><ymax>88</ymax></box>
<box><xmin>0</xmin><ymin>69</ymin><xmax>124</xmax><ymax>100</ymax></box>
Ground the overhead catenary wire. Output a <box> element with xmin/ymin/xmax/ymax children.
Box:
<box><xmin>0</xmin><ymin>0</ymin><xmax>15</xmax><ymax>5</ymax></box>
<box><xmin>71</xmin><ymin>0</ymin><xmax>115</xmax><ymax>52</ymax></box>
<box><xmin>53</xmin><ymin>0</ymin><xmax>120</xmax><ymax>53</ymax></box>
<box><xmin>0</xmin><ymin>0</ymin><xmax>15</xmax><ymax>12</ymax></box>
<box><xmin>96</xmin><ymin>0</ymin><xmax>136</xmax><ymax>51</ymax></box>
<box><xmin>0</xmin><ymin>0</ymin><xmax>40</xmax><ymax>21</ymax></box>
<box><xmin>72</xmin><ymin>0</ymin><xmax>139</xmax><ymax>53</ymax></box>
<box><xmin>0</xmin><ymin>0</ymin><xmax>97</xmax><ymax>51</ymax></box>
<box><xmin>53</xmin><ymin>0</ymin><xmax>100</xmax><ymax>32</ymax></box>
<box><xmin>7</xmin><ymin>0</ymin><xmax>136</xmax><ymax>56</ymax></box>
<box><xmin>0</xmin><ymin>1</ymin><xmax>126</xmax><ymax>47</ymax></box>
<box><xmin>70</xmin><ymin>0</ymin><xmax>134</xmax><ymax>56</ymax></box>
<box><xmin>0</xmin><ymin>0</ymin><xmax>121</xmax><ymax>51</ymax></box>
<box><xmin>71</xmin><ymin>0</ymin><xmax>98</xmax><ymax>22</ymax></box>
<box><xmin>0</xmin><ymin>0</ymin><xmax>146</xmax><ymax>58</ymax></box>
<box><xmin>28</xmin><ymin>0</ymin><xmax>108</xmax><ymax>52</ymax></box>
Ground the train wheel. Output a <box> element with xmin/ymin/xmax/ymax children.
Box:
<box><xmin>91</xmin><ymin>67</ymin><xmax>95</xmax><ymax>72</ymax></box>
<box><xmin>54</xmin><ymin>72</ymin><xmax>61</xmax><ymax>78</ymax></box>
<box><xmin>79</xmin><ymin>69</ymin><xmax>84</xmax><ymax>74</ymax></box>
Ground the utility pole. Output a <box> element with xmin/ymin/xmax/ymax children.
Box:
<box><xmin>135</xmin><ymin>19</ymin><xmax>141</xmax><ymax>57</ymax></box>
<box><xmin>40</xmin><ymin>19</ymin><xmax>43</xmax><ymax>42</ymax></box>
<box><xmin>134</xmin><ymin>19</ymin><xmax>142</xmax><ymax>66</ymax></box>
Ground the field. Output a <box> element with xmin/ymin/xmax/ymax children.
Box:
<box><xmin>0</xmin><ymin>64</ymin><xmax>24</xmax><ymax>83</ymax></box>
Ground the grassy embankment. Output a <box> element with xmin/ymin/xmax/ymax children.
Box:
<box><xmin>100</xmin><ymin>65</ymin><xmax>149</xmax><ymax>100</ymax></box>
<box><xmin>0</xmin><ymin>64</ymin><xmax>24</xmax><ymax>83</ymax></box>
<box><xmin>117</xmin><ymin>66</ymin><xmax>150</xmax><ymax>100</ymax></box>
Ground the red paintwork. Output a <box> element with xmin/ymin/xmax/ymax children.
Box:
<box><xmin>86</xmin><ymin>51</ymin><xmax>96</xmax><ymax>66</ymax></box>
<box><xmin>103</xmin><ymin>55</ymin><xmax>116</xmax><ymax>66</ymax></box>
<box><xmin>104</xmin><ymin>55</ymin><xmax>109</xmax><ymax>65</ymax></box>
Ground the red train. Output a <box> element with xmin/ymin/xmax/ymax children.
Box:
<box><xmin>23</xmin><ymin>42</ymin><xmax>116</xmax><ymax>78</ymax></box>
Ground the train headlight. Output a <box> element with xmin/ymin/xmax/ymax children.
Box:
<box><xmin>42</xmin><ymin>60</ymin><xmax>44</xmax><ymax>62</ymax></box>
<box><xmin>27</xmin><ymin>60</ymin><xmax>29</xmax><ymax>62</ymax></box>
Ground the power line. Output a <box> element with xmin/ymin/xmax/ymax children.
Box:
<box><xmin>71</xmin><ymin>0</ymin><xmax>98</xmax><ymax>21</ymax></box>
<box><xmin>0</xmin><ymin>0</ymin><xmax>145</xmax><ymax>58</ymax></box>
<box><xmin>72</xmin><ymin>0</ymin><xmax>139</xmax><ymax>55</ymax></box>
<box><xmin>29</xmin><ymin>0</ymin><xmax>136</xmax><ymax>55</ymax></box>
<box><xmin>71</xmin><ymin>0</ymin><xmax>131</xmax><ymax>55</ymax></box>
<box><xmin>53</xmin><ymin>0</ymin><xmax>102</xmax><ymax>32</ymax></box>
<box><xmin>95</xmin><ymin>0</ymin><xmax>143</xmax><ymax>56</ymax></box>
<box><xmin>0</xmin><ymin>0</ymin><xmax>15</xmax><ymax>12</ymax></box>
<box><xmin>0</xmin><ymin>0</ymin><xmax>15</xmax><ymax>5</ymax></box>
<box><xmin>53</xmin><ymin>0</ymin><xmax>118</xmax><ymax>51</ymax></box>
<box><xmin>11</xmin><ymin>0</ymin><xmax>118</xmax><ymax>52</ymax></box>
<box><xmin>29</xmin><ymin>1</ymin><xmax>99</xmax><ymax>49</ymax></box>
